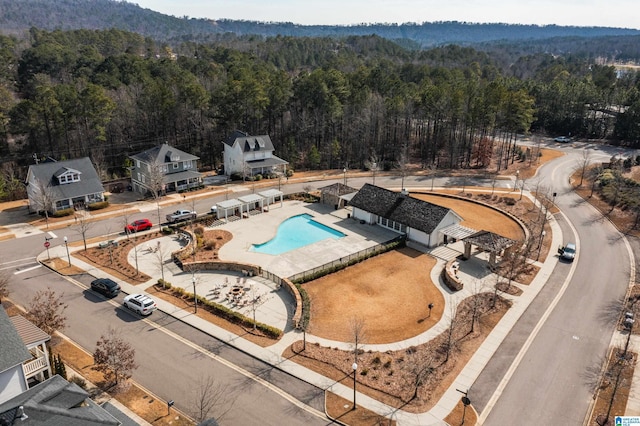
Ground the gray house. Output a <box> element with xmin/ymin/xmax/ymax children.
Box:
<box><xmin>0</xmin><ymin>375</ymin><xmax>121</xmax><ymax>425</ymax></box>
<box><xmin>349</xmin><ymin>184</ymin><xmax>463</xmax><ymax>248</ymax></box>
<box><xmin>129</xmin><ymin>143</ymin><xmax>202</xmax><ymax>195</ymax></box>
<box><xmin>26</xmin><ymin>158</ymin><xmax>105</xmax><ymax>213</ymax></box>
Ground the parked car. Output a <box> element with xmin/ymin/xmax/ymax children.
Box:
<box><xmin>210</xmin><ymin>205</ymin><xmax>217</xmax><ymax>215</ymax></box>
<box><xmin>166</xmin><ymin>209</ymin><xmax>196</xmax><ymax>223</ymax></box>
<box><xmin>554</xmin><ymin>136</ymin><xmax>571</xmax><ymax>143</ymax></box>
<box><xmin>90</xmin><ymin>278</ymin><xmax>120</xmax><ymax>297</ymax></box>
<box><xmin>123</xmin><ymin>294</ymin><xmax>157</xmax><ymax>315</ymax></box>
<box><xmin>558</xmin><ymin>242</ymin><xmax>577</xmax><ymax>261</ymax></box>
<box><xmin>125</xmin><ymin>219</ymin><xmax>152</xmax><ymax>233</ymax></box>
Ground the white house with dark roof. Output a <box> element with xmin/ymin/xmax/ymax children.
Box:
<box><xmin>348</xmin><ymin>184</ymin><xmax>463</xmax><ymax>248</ymax></box>
<box><xmin>129</xmin><ymin>143</ymin><xmax>203</xmax><ymax>195</ymax></box>
<box><xmin>222</xmin><ymin>130</ymin><xmax>288</xmax><ymax>178</ymax></box>
<box><xmin>25</xmin><ymin>158</ymin><xmax>105</xmax><ymax>213</ymax></box>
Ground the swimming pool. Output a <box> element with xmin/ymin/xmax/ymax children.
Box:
<box><xmin>250</xmin><ymin>213</ymin><xmax>346</xmax><ymax>255</ymax></box>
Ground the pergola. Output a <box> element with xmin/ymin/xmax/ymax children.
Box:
<box><xmin>462</xmin><ymin>230</ymin><xmax>517</xmax><ymax>267</ymax></box>
<box><xmin>215</xmin><ymin>199</ymin><xmax>243</xmax><ymax>221</ymax></box>
<box><xmin>238</xmin><ymin>194</ymin><xmax>264</xmax><ymax>215</ymax></box>
<box><xmin>258</xmin><ymin>189</ymin><xmax>284</xmax><ymax>209</ymax></box>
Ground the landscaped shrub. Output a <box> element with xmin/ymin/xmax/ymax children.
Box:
<box><xmin>194</xmin><ymin>226</ymin><xmax>204</xmax><ymax>236</ymax></box>
<box><xmin>157</xmin><ymin>278</ymin><xmax>172</xmax><ymax>289</ymax></box>
<box><xmin>87</xmin><ymin>201</ymin><xmax>109</xmax><ymax>210</ymax></box>
<box><xmin>53</xmin><ymin>208</ymin><xmax>74</xmax><ymax>217</ymax></box>
<box><xmin>254</xmin><ymin>174</ymin><xmax>262</xmax><ymax>181</ymax></box>
<box><xmin>296</xmin><ymin>284</ymin><xmax>311</xmax><ymax>330</ymax></box>
<box><xmin>161</xmin><ymin>226</ymin><xmax>174</xmax><ymax>234</ymax></box>
<box><xmin>286</xmin><ymin>169</ymin><xmax>294</xmax><ymax>177</ymax></box>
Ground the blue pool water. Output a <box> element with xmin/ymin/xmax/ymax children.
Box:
<box><xmin>251</xmin><ymin>214</ymin><xmax>346</xmax><ymax>255</ymax></box>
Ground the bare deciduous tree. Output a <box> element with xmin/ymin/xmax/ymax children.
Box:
<box><xmin>576</xmin><ymin>150</ymin><xmax>592</xmax><ymax>187</ymax></box>
<box><xmin>29</xmin><ymin>178</ymin><xmax>56</xmax><ymax>229</ymax></box>
<box><xmin>153</xmin><ymin>241</ymin><xmax>169</xmax><ymax>283</ymax></box>
<box><xmin>147</xmin><ymin>159</ymin><xmax>165</xmax><ymax>232</ymax></box>
<box><xmin>395</xmin><ymin>144</ymin><xmax>410</xmax><ymax>191</ymax></box>
<box><xmin>190</xmin><ymin>375</ymin><xmax>236</xmax><ymax>423</ymax></box>
<box><xmin>93</xmin><ymin>326</ymin><xmax>138</xmax><ymax>387</ymax></box>
<box><xmin>73</xmin><ymin>215</ymin><xmax>94</xmax><ymax>251</ymax></box>
<box><xmin>443</xmin><ymin>302</ymin><xmax>458</xmax><ymax>363</ymax></box>
<box><xmin>405</xmin><ymin>348</ymin><xmax>437</xmax><ymax>401</ymax></box>
<box><xmin>242</xmin><ymin>284</ymin><xmax>269</xmax><ymax>330</ymax></box>
<box><xmin>26</xmin><ymin>287</ymin><xmax>68</xmax><ymax>335</ymax></box>
<box><xmin>349</xmin><ymin>316</ymin><xmax>367</xmax><ymax>365</ymax></box>
<box><xmin>364</xmin><ymin>153</ymin><xmax>379</xmax><ymax>185</ymax></box>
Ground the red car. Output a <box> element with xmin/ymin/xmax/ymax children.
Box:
<box><xmin>125</xmin><ymin>219</ymin><xmax>152</xmax><ymax>233</ymax></box>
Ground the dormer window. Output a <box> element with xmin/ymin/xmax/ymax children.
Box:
<box><xmin>55</xmin><ymin>167</ymin><xmax>81</xmax><ymax>185</ymax></box>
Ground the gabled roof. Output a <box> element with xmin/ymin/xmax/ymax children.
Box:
<box><xmin>26</xmin><ymin>158</ymin><xmax>104</xmax><ymax>200</ymax></box>
<box><xmin>10</xmin><ymin>315</ymin><xmax>50</xmax><ymax>348</ymax></box>
<box><xmin>129</xmin><ymin>143</ymin><xmax>199</xmax><ymax>164</ymax></box>
<box><xmin>349</xmin><ymin>184</ymin><xmax>460</xmax><ymax>234</ymax></box>
<box><xmin>223</xmin><ymin>130</ymin><xmax>275</xmax><ymax>152</ymax></box>
<box><xmin>0</xmin><ymin>375</ymin><xmax>120</xmax><ymax>425</ymax></box>
<box><xmin>0</xmin><ymin>306</ymin><xmax>32</xmax><ymax>374</ymax></box>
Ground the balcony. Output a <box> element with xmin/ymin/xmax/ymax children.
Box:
<box><xmin>23</xmin><ymin>347</ymin><xmax>48</xmax><ymax>378</ymax></box>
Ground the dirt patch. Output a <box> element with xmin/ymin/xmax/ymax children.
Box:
<box><xmin>42</xmin><ymin>257</ymin><xmax>87</xmax><ymax>276</ymax></box>
<box><xmin>588</xmin><ymin>348</ymin><xmax>636</xmax><ymax>426</ymax></box>
<box><xmin>304</xmin><ymin>248</ymin><xmax>443</xmax><ymax>344</ymax></box>
<box><xmin>326</xmin><ymin>391</ymin><xmax>396</xmax><ymax>425</ymax></box>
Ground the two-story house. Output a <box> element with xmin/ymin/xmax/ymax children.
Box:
<box><xmin>222</xmin><ymin>130</ymin><xmax>288</xmax><ymax>178</ymax></box>
<box><xmin>129</xmin><ymin>143</ymin><xmax>203</xmax><ymax>195</ymax></box>
<box><xmin>26</xmin><ymin>158</ymin><xmax>105</xmax><ymax>213</ymax></box>
<box><xmin>0</xmin><ymin>307</ymin><xmax>51</xmax><ymax>405</ymax></box>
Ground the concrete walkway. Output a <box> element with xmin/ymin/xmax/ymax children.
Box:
<box><xmin>33</xmin><ymin>187</ymin><xmax>639</xmax><ymax>425</ymax></box>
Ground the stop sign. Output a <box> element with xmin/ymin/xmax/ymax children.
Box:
<box><xmin>44</xmin><ymin>241</ymin><xmax>50</xmax><ymax>248</ymax></box>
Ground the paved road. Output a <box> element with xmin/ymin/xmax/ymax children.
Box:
<box><xmin>4</xmin><ymin>258</ymin><xmax>326</xmax><ymax>425</ymax></box>
<box><xmin>475</xmin><ymin>147</ymin><xmax>633</xmax><ymax>424</ymax></box>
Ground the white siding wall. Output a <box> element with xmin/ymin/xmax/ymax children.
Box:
<box><xmin>352</xmin><ymin>208</ymin><xmax>373</xmax><ymax>223</ymax></box>
<box><xmin>0</xmin><ymin>366</ymin><xmax>28</xmax><ymax>404</ymax></box>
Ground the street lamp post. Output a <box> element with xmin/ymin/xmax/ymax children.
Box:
<box><xmin>536</xmin><ymin>230</ymin><xmax>546</xmax><ymax>260</ymax></box>
<box><xmin>63</xmin><ymin>236</ymin><xmax>70</xmax><ymax>267</ymax></box>
<box><xmin>456</xmin><ymin>388</ymin><xmax>471</xmax><ymax>425</ymax></box>
<box><xmin>192</xmin><ymin>274</ymin><xmax>197</xmax><ymax>314</ymax></box>
<box><xmin>351</xmin><ymin>362</ymin><xmax>358</xmax><ymax>410</ymax></box>
<box><xmin>343</xmin><ymin>168</ymin><xmax>347</xmax><ymax>186</ymax></box>
<box><xmin>372</xmin><ymin>162</ymin><xmax>376</xmax><ymax>186</ymax></box>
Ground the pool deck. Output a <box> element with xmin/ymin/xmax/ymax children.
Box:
<box><xmin>217</xmin><ymin>200</ymin><xmax>400</xmax><ymax>278</ymax></box>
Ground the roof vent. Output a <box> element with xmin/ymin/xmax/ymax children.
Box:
<box><xmin>401</xmin><ymin>188</ymin><xmax>409</xmax><ymax>196</ymax></box>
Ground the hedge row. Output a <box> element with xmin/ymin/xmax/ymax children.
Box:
<box><xmin>157</xmin><ymin>279</ymin><xmax>282</xmax><ymax>339</ymax></box>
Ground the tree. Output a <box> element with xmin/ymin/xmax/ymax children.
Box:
<box><xmin>190</xmin><ymin>375</ymin><xmax>236</xmax><ymax>423</ymax></box>
<box><xmin>153</xmin><ymin>241</ymin><xmax>169</xmax><ymax>283</ymax></box>
<box><xmin>29</xmin><ymin>178</ymin><xmax>56</xmax><ymax>228</ymax></box>
<box><xmin>242</xmin><ymin>285</ymin><xmax>269</xmax><ymax>330</ymax></box>
<box><xmin>147</xmin><ymin>158</ymin><xmax>165</xmax><ymax>232</ymax></box>
<box><xmin>395</xmin><ymin>144</ymin><xmax>410</xmax><ymax>191</ymax></box>
<box><xmin>405</xmin><ymin>348</ymin><xmax>437</xmax><ymax>401</ymax></box>
<box><xmin>0</xmin><ymin>270</ymin><xmax>9</xmax><ymax>302</ymax></box>
<box><xmin>443</xmin><ymin>302</ymin><xmax>458</xmax><ymax>363</ymax></box>
<box><xmin>73</xmin><ymin>215</ymin><xmax>94</xmax><ymax>251</ymax></box>
<box><xmin>575</xmin><ymin>150</ymin><xmax>592</xmax><ymax>187</ymax></box>
<box><xmin>93</xmin><ymin>326</ymin><xmax>137</xmax><ymax>387</ymax></box>
<box><xmin>26</xmin><ymin>287</ymin><xmax>68</xmax><ymax>335</ymax></box>
<box><xmin>349</xmin><ymin>316</ymin><xmax>367</xmax><ymax>365</ymax></box>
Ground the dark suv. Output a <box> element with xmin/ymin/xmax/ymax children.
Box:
<box><xmin>90</xmin><ymin>278</ymin><xmax>121</xmax><ymax>297</ymax></box>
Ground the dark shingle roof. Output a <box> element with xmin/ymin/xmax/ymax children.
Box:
<box><xmin>129</xmin><ymin>143</ymin><xmax>199</xmax><ymax>163</ymax></box>
<box><xmin>0</xmin><ymin>306</ymin><xmax>32</xmax><ymax>374</ymax></box>
<box><xmin>349</xmin><ymin>184</ymin><xmax>459</xmax><ymax>234</ymax></box>
<box><xmin>27</xmin><ymin>158</ymin><xmax>104</xmax><ymax>201</ymax></box>
<box><xmin>463</xmin><ymin>230</ymin><xmax>516</xmax><ymax>253</ymax></box>
<box><xmin>0</xmin><ymin>376</ymin><xmax>121</xmax><ymax>425</ymax></box>
<box><xmin>222</xmin><ymin>130</ymin><xmax>275</xmax><ymax>152</ymax></box>
<box><xmin>318</xmin><ymin>183</ymin><xmax>358</xmax><ymax>196</ymax></box>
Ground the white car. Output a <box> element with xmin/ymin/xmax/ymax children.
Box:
<box><xmin>123</xmin><ymin>294</ymin><xmax>157</xmax><ymax>315</ymax></box>
<box><xmin>554</xmin><ymin>136</ymin><xmax>571</xmax><ymax>143</ymax></box>
<box><xmin>166</xmin><ymin>209</ymin><xmax>197</xmax><ymax>223</ymax></box>
<box><xmin>558</xmin><ymin>242</ymin><xmax>576</xmax><ymax>261</ymax></box>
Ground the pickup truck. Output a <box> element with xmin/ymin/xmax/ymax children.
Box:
<box><xmin>166</xmin><ymin>209</ymin><xmax>197</xmax><ymax>223</ymax></box>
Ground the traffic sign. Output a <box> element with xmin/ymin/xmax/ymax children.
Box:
<box><xmin>44</xmin><ymin>241</ymin><xmax>50</xmax><ymax>248</ymax></box>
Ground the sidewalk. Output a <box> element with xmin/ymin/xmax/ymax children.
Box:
<box><xmin>34</xmin><ymin>189</ymin><xmax>579</xmax><ymax>425</ymax></box>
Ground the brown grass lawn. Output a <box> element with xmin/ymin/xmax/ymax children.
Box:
<box><xmin>413</xmin><ymin>192</ymin><xmax>525</xmax><ymax>241</ymax></box>
<box><xmin>305</xmin><ymin>247</ymin><xmax>442</xmax><ymax>343</ymax></box>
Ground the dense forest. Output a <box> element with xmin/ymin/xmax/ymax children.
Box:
<box><xmin>1</xmin><ymin>3</ymin><xmax>640</xmax><ymax>200</ymax></box>
<box><xmin>1</xmin><ymin>27</ymin><xmax>640</xmax><ymax>176</ymax></box>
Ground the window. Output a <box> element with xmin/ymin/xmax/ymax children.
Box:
<box><xmin>173</xmin><ymin>163</ymin><xmax>179</xmax><ymax>169</ymax></box>
<box><xmin>137</xmin><ymin>172</ymin><xmax>141</xmax><ymax>181</ymax></box>
<box><xmin>136</xmin><ymin>160</ymin><xmax>140</xmax><ymax>168</ymax></box>
<box><xmin>183</xmin><ymin>160</ymin><xmax>192</xmax><ymax>169</ymax></box>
